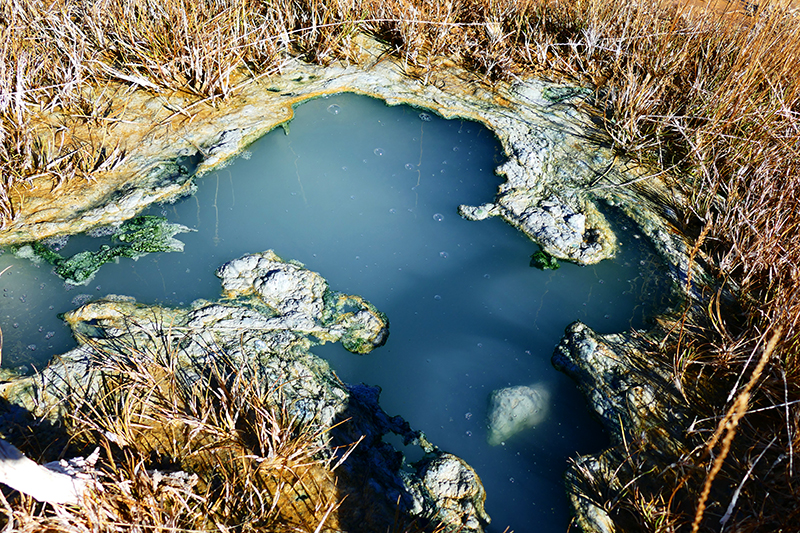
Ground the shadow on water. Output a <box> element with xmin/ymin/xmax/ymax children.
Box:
<box><xmin>0</xmin><ymin>93</ymin><xmax>678</xmax><ymax>532</ymax></box>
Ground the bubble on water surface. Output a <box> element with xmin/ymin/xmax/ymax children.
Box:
<box><xmin>483</xmin><ymin>273</ymin><xmax>491</xmax><ymax>279</ymax></box>
<box><xmin>453</xmin><ymin>146</ymin><xmax>459</xmax><ymax>151</ymax></box>
<box><xmin>27</xmin><ymin>344</ymin><xmax>36</xmax><ymax>351</ymax></box>
<box><xmin>419</xmin><ymin>113</ymin><xmax>432</xmax><ymax>121</ymax></box>
<box><xmin>326</xmin><ymin>104</ymin><xmax>340</xmax><ymax>115</ymax></box>
<box><xmin>434</xmin><ymin>295</ymin><xmax>442</xmax><ymax>301</ymax></box>
<box><xmin>374</xmin><ymin>148</ymin><xmax>384</xmax><ymax>156</ymax></box>
<box><xmin>439</xmin><ymin>251</ymin><xmax>448</xmax><ymax>258</ymax></box>
<box><xmin>389</xmin><ymin>208</ymin><xmax>396</xmax><ymax>214</ymax></box>
<box><xmin>405</xmin><ymin>163</ymin><xmax>415</xmax><ymax>170</ymax></box>
<box><xmin>465</xmin><ymin>412</ymin><xmax>473</xmax><ymax>420</ymax></box>
<box><xmin>432</xmin><ymin>213</ymin><xmax>444</xmax><ymax>222</ymax></box>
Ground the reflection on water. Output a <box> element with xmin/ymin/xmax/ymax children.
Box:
<box><xmin>0</xmin><ymin>93</ymin><xmax>675</xmax><ymax>532</ymax></box>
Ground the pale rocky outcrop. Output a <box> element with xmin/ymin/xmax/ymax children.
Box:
<box><xmin>1</xmin><ymin>35</ymin><xmax>694</xmax><ymax>274</ymax></box>
<box><xmin>553</xmin><ymin>322</ymin><xmax>691</xmax><ymax>533</ymax></box>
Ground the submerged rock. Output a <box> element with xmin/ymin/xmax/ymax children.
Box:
<box><xmin>486</xmin><ymin>383</ymin><xmax>550</xmax><ymax>446</ymax></box>
<box><xmin>0</xmin><ymin>251</ymin><xmax>488</xmax><ymax>532</ymax></box>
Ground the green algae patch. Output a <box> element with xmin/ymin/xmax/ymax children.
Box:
<box><xmin>530</xmin><ymin>250</ymin><xmax>560</xmax><ymax>270</ymax></box>
<box><xmin>19</xmin><ymin>216</ymin><xmax>193</xmax><ymax>285</ymax></box>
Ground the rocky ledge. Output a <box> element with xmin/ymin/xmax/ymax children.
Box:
<box><xmin>1</xmin><ymin>34</ymin><xmax>699</xmax><ymax>277</ymax></box>
<box><xmin>553</xmin><ymin>322</ymin><xmax>693</xmax><ymax>533</ymax></box>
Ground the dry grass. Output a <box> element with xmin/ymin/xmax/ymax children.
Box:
<box><xmin>2</xmin><ymin>0</ymin><xmax>800</xmax><ymax>531</ymax></box>
<box><xmin>1</xmin><ymin>331</ymin><xmax>348</xmax><ymax>532</ymax></box>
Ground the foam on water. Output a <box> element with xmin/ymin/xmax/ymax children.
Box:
<box><xmin>0</xmin><ymin>93</ymin><xmax>675</xmax><ymax>532</ymax></box>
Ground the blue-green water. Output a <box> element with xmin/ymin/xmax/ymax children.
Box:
<box><xmin>0</xmin><ymin>93</ymin><xmax>673</xmax><ymax>532</ymax></box>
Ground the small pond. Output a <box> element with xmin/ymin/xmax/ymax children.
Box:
<box><xmin>0</xmin><ymin>93</ymin><xmax>675</xmax><ymax>532</ymax></box>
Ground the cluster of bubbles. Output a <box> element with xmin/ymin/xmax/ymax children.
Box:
<box><xmin>41</xmin><ymin>235</ymin><xmax>69</xmax><ymax>252</ymax></box>
<box><xmin>419</xmin><ymin>113</ymin><xmax>432</xmax><ymax>122</ymax></box>
<box><xmin>87</xmin><ymin>225</ymin><xmax>117</xmax><ymax>238</ymax></box>
<box><xmin>71</xmin><ymin>294</ymin><xmax>93</xmax><ymax>307</ymax></box>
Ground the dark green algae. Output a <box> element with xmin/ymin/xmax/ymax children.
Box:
<box><xmin>13</xmin><ymin>216</ymin><xmax>192</xmax><ymax>286</ymax></box>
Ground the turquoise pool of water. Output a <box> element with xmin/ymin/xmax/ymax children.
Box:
<box><xmin>0</xmin><ymin>93</ymin><xmax>674</xmax><ymax>532</ymax></box>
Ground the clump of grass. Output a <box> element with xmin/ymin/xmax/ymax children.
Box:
<box><xmin>2</xmin><ymin>0</ymin><xmax>800</xmax><ymax>530</ymax></box>
<box><xmin>1</xmin><ymin>331</ymin><xmax>345</xmax><ymax>532</ymax></box>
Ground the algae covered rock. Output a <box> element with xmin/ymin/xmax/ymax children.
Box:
<box><xmin>215</xmin><ymin>250</ymin><xmax>389</xmax><ymax>352</ymax></box>
<box><xmin>486</xmin><ymin>383</ymin><xmax>550</xmax><ymax>446</ymax></box>
<box><xmin>530</xmin><ymin>250</ymin><xmax>560</xmax><ymax>270</ymax></box>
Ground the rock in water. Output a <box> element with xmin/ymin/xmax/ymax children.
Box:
<box><xmin>486</xmin><ymin>383</ymin><xmax>550</xmax><ymax>446</ymax></box>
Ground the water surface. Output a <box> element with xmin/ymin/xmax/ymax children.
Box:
<box><xmin>0</xmin><ymin>93</ymin><xmax>674</xmax><ymax>532</ymax></box>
